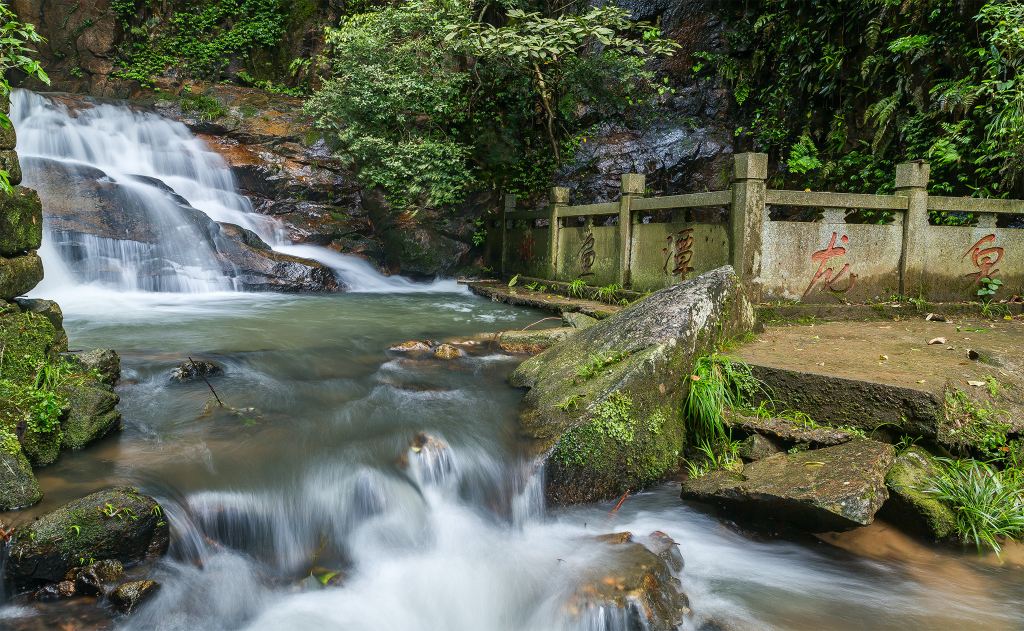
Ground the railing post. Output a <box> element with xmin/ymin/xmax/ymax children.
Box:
<box><xmin>501</xmin><ymin>193</ymin><xmax>515</xmax><ymax>277</ymax></box>
<box><xmin>550</xmin><ymin>187</ymin><xmax>568</xmax><ymax>280</ymax></box>
<box><xmin>895</xmin><ymin>160</ymin><xmax>930</xmax><ymax>297</ymax></box>
<box><xmin>619</xmin><ymin>173</ymin><xmax>645</xmax><ymax>287</ymax></box>
<box><xmin>730</xmin><ymin>153</ymin><xmax>767</xmax><ymax>292</ymax></box>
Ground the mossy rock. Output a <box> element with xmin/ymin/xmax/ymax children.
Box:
<box><xmin>0</xmin><ymin>121</ymin><xmax>16</xmax><ymax>150</ymax></box>
<box><xmin>496</xmin><ymin>327</ymin><xmax>575</xmax><ymax>354</ymax></box>
<box><xmin>0</xmin><ymin>310</ymin><xmax>61</xmax><ymax>385</ymax></box>
<box><xmin>0</xmin><ymin>438</ymin><xmax>42</xmax><ymax>511</ymax></box>
<box><xmin>510</xmin><ymin>267</ymin><xmax>755</xmax><ymax>505</ymax></box>
<box><xmin>0</xmin><ymin>379</ymin><xmax>63</xmax><ymax>467</ymax></box>
<box><xmin>883</xmin><ymin>446</ymin><xmax>957</xmax><ymax>541</ymax></box>
<box><xmin>0</xmin><ymin>187</ymin><xmax>42</xmax><ymax>256</ymax></box>
<box><xmin>0</xmin><ymin>252</ymin><xmax>44</xmax><ymax>300</ymax></box>
<box><xmin>60</xmin><ymin>379</ymin><xmax>122</xmax><ymax>451</ymax></box>
<box><xmin>0</xmin><ymin>149</ymin><xmax>22</xmax><ymax>186</ymax></box>
<box><xmin>7</xmin><ymin>487</ymin><xmax>170</xmax><ymax>588</ymax></box>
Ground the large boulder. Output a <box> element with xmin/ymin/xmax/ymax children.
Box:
<box><xmin>0</xmin><ymin>438</ymin><xmax>42</xmax><ymax>511</ymax></box>
<box><xmin>0</xmin><ymin>252</ymin><xmax>43</xmax><ymax>300</ymax></box>
<box><xmin>681</xmin><ymin>439</ymin><xmax>896</xmax><ymax>531</ymax></box>
<box><xmin>883</xmin><ymin>446</ymin><xmax>957</xmax><ymax>541</ymax></box>
<box><xmin>510</xmin><ymin>267</ymin><xmax>754</xmax><ymax>505</ymax></box>
<box><xmin>0</xmin><ymin>187</ymin><xmax>43</xmax><ymax>256</ymax></box>
<box><xmin>6</xmin><ymin>487</ymin><xmax>170</xmax><ymax>588</ymax></box>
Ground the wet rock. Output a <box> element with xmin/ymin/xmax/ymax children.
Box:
<box><xmin>738</xmin><ymin>433</ymin><xmax>783</xmax><ymax>462</ymax></box>
<box><xmin>0</xmin><ymin>149</ymin><xmax>22</xmax><ymax>186</ymax></box>
<box><xmin>109</xmin><ymin>579</ymin><xmax>160</xmax><ymax>614</ymax></box>
<box><xmin>0</xmin><ymin>187</ymin><xmax>43</xmax><ymax>256</ymax></box>
<box><xmin>681</xmin><ymin>439</ymin><xmax>896</xmax><ymax>532</ymax></box>
<box><xmin>433</xmin><ymin>344</ymin><xmax>464</xmax><ymax>360</ymax></box>
<box><xmin>33</xmin><ymin>580</ymin><xmax>76</xmax><ymax>601</ymax></box>
<box><xmin>214</xmin><ymin>222</ymin><xmax>340</xmax><ymax>292</ymax></box>
<box><xmin>170</xmin><ymin>359</ymin><xmax>223</xmax><ymax>383</ymax></box>
<box><xmin>562</xmin><ymin>312</ymin><xmax>599</xmax><ymax>330</ymax></box>
<box><xmin>14</xmin><ymin>298</ymin><xmax>65</xmax><ymax>350</ymax></box>
<box><xmin>496</xmin><ymin>328</ymin><xmax>575</xmax><ymax>354</ymax></box>
<box><xmin>511</xmin><ymin>267</ymin><xmax>754</xmax><ymax>504</ymax></box>
<box><xmin>60</xmin><ymin>379</ymin><xmax>122</xmax><ymax>451</ymax></box>
<box><xmin>6</xmin><ymin>487</ymin><xmax>170</xmax><ymax>588</ymax></box>
<box><xmin>724</xmin><ymin>410</ymin><xmax>857</xmax><ymax>447</ymax></box>
<box><xmin>0</xmin><ymin>443</ymin><xmax>42</xmax><ymax>511</ymax></box>
<box><xmin>389</xmin><ymin>340</ymin><xmax>433</xmax><ymax>354</ymax></box>
<box><xmin>883</xmin><ymin>447</ymin><xmax>957</xmax><ymax>541</ymax></box>
<box><xmin>646</xmin><ymin>530</ymin><xmax>684</xmax><ymax>573</ymax></box>
<box><xmin>570</xmin><ymin>531</ymin><xmax>688</xmax><ymax>631</ymax></box>
<box><xmin>0</xmin><ymin>252</ymin><xmax>44</xmax><ymax>300</ymax></box>
<box><xmin>65</xmin><ymin>559</ymin><xmax>125</xmax><ymax>596</ymax></box>
<box><xmin>405</xmin><ymin>432</ymin><xmax>454</xmax><ymax>483</ymax></box>
<box><xmin>74</xmin><ymin>349</ymin><xmax>121</xmax><ymax>386</ymax></box>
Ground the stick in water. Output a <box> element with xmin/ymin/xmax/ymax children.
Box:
<box><xmin>608</xmin><ymin>490</ymin><xmax>630</xmax><ymax>516</ymax></box>
<box><xmin>189</xmin><ymin>356</ymin><xmax>223</xmax><ymax>407</ymax></box>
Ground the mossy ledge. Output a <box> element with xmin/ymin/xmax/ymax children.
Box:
<box><xmin>510</xmin><ymin>266</ymin><xmax>755</xmax><ymax>505</ymax></box>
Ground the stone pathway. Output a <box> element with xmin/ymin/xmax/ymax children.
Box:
<box><xmin>463</xmin><ymin>280</ymin><xmax>622</xmax><ymax>318</ymax></box>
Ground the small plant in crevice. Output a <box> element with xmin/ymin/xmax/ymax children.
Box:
<box><xmin>556</xmin><ymin>393</ymin><xmax>584</xmax><ymax>412</ymax></box>
<box><xmin>595</xmin><ymin>283</ymin><xmax>622</xmax><ymax>304</ymax></box>
<box><xmin>923</xmin><ymin>458</ymin><xmax>1024</xmax><ymax>554</ymax></box>
<box><xmin>685</xmin><ymin>434</ymin><xmax>743</xmax><ymax>479</ymax></box>
<box><xmin>567</xmin><ymin>278</ymin><xmax>588</xmax><ymax>299</ymax></box>
<box><xmin>978</xmin><ymin>276</ymin><xmax>1003</xmax><ymax>302</ymax></box>
<box><xmin>684</xmin><ymin>353</ymin><xmax>760</xmax><ymax>443</ymax></box>
<box><xmin>944</xmin><ymin>388</ymin><xmax>1010</xmax><ymax>459</ymax></box>
<box><xmin>575</xmin><ymin>351</ymin><xmax>628</xmax><ymax>382</ymax></box>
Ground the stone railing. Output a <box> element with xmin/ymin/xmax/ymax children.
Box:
<box><xmin>495</xmin><ymin>154</ymin><xmax>1023</xmax><ymax>302</ymax></box>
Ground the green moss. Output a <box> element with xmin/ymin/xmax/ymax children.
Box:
<box><xmin>886</xmin><ymin>447</ymin><xmax>957</xmax><ymax>540</ymax></box>
<box><xmin>0</xmin><ymin>310</ymin><xmax>60</xmax><ymax>384</ymax></box>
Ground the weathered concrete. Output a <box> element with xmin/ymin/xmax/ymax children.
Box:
<box><xmin>724</xmin><ymin>410</ymin><xmax>858</xmax><ymax>447</ymax></box>
<box><xmin>464</xmin><ymin>280</ymin><xmax>622</xmax><ymax>318</ymax></box>
<box><xmin>733</xmin><ymin>318</ymin><xmax>1024</xmax><ymax>443</ymax></box>
<box><xmin>510</xmin><ymin>267</ymin><xmax>754</xmax><ymax>504</ymax></box>
<box><xmin>681</xmin><ymin>439</ymin><xmax>896</xmax><ymax>531</ymax></box>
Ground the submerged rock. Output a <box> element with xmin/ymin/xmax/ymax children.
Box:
<box><xmin>681</xmin><ymin>439</ymin><xmax>896</xmax><ymax>531</ymax></box>
<box><xmin>110</xmin><ymin>579</ymin><xmax>160</xmax><ymax>614</ymax></box>
<box><xmin>33</xmin><ymin>579</ymin><xmax>76</xmax><ymax>601</ymax></box>
<box><xmin>570</xmin><ymin>531</ymin><xmax>688</xmax><ymax>631</ymax></box>
<box><xmin>389</xmin><ymin>340</ymin><xmax>433</xmax><ymax>354</ymax></box>
<box><xmin>6</xmin><ymin>487</ymin><xmax>170</xmax><ymax>587</ymax></box>
<box><xmin>433</xmin><ymin>344</ymin><xmax>463</xmax><ymax>360</ymax></box>
<box><xmin>883</xmin><ymin>447</ymin><xmax>957</xmax><ymax>541</ymax></box>
<box><xmin>170</xmin><ymin>359</ymin><xmax>223</xmax><ymax>382</ymax></box>
<box><xmin>510</xmin><ymin>267</ymin><xmax>754</xmax><ymax>504</ymax></box>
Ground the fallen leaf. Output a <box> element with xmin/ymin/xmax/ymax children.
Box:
<box><xmin>967</xmin><ymin>380</ymin><xmax>986</xmax><ymax>387</ymax></box>
<box><xmin>879</xmin><ymin>355</ymin><xmax>888</xmax><ymax>361</ymax></box>
<box><xmin>928</xmin><ymin>337</ymin><xmax>946</xmax><ymax>345</ymax></box>
<box><xmin>916</xmin><ymin>380</ymin><xmax>926</xmax><ymax>384</ymax></box>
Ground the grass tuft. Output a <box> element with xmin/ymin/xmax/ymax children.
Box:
<box><xmin>924</xmin><ymin>458</ymin><xmax>1024</xmax><ymax>554</ymax></box>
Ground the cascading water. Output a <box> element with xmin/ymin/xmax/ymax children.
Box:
<box><xmin>10</xmin><ymin>89</ymin><xmax>461</xmax><ymax>295</ymax></box>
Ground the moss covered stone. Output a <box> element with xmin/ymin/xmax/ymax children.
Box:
<box><xmin>510</xmin><ymin>267</ymin><xmax>755</xmax><ymax>505</ymax></box>
<box><xmin>0</xmin><ymin>149</ymin><xmax>22</xmax><ymax>186</ymax></box>
<box><xmin>7</xmin><ymin>487</ymin><xmax>170</xmax><ymax>588</ymax></box>
<box><xmin>884</xmin><ymin>446</ymin><xmax>957</xmax><ymax>540</ymax></box>
<box><xmin>0</xmin><ymin>121</ymin><xmax>16</xmax><ymax>151</ymax></box>
<box><xmin>0</xmin><ymin>187</ymin><xmax>42</xmax><ymax>256</ymax></box>
<box><xmin>0</xmin><ymin>429</ymin><xmax>42</xmax><ymax>511</ymax></box>
<box><xmin>0</xmin><ymin>252</ymin><xmax>44</xmax><ymax>300</ymax></box>
<box><xmin>60</xmin><ymin>380</ymin><xmax>122</xmax><ymax>451</ymax></box>
<box><xmin>0</xmin><ymin>309</ymin><xmax>61</xmax><ymax>385</ymax></box>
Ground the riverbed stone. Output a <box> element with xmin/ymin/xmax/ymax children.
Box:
<box><xmin>433</xmin><ymin>344</ymin><xmax>463</xmax><ymax>360</ymax></box>
<box><xmin>681</xmin><ymin>439</ymin><xmax>896</xmax><ymax>531</ymax></box>
<box><xmin>496</xmin><ymin>327</ymin><xmax>574</xmax><ymax>354</ymax></box>
<box><xmin>170</xmin><ymin>358</ymin><xmax>222</xmax><ymax>382</ymax></box>
<box><xmin>570</xmin><ymin>531</ymin><xmax>688</xmax><ymax>631</ymax></box>
<box><xmin>0</xmin><ymin>441</ymin><xmax>43</xmax><ymax>511</ymax></box>
<box><xmin>0</xmin><ymin>252</ymin><xmax>44</xmax><ymax>300</ymax></box>
<box><xmin>510</xmin><ymin>267</ymin><xmax>755</xmax><ymax>504</ymax></box>
<box><xmin>0</xmin><ymin>187</ymin><xmax>43</xmax><ymax>256</ymax></box>
<box><xmin>110</xmin><ymin>579</ymin><xmax>160</xmax><ymax>614</ymax></box>
<box><xmin>6</xmin><ymin>487</ymin><xmax>170</xmax><ymax>587</ymax></box>
<box><xmin>60</xmin><ymin>379</ymin><xmax>122</xmax><ymax>451</ymax></box>
<box><xmin>883</xmin><ymin>446</ymin><xmax>957</xmax><ymax>540</ymax></box>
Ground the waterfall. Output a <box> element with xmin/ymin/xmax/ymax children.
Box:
<box><xmin>10</xmin><ymin>90</ymin><xmax>463</xmax><ymax>295</ymax></box>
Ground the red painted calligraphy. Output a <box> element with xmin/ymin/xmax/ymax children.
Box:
<box><xmin>517</xmin><ymin>232</ymin><xmax>535</xmax><ymax>262</ymax></box>
<box><xmin>803</xmin><ymin>232</ymin><xmax>857</xmax><ymax>296</ymax></box>
<box><xmin>962</xmin><ymin>234</ymin><xmax>1003</xmax><ymax>282</ymax></box>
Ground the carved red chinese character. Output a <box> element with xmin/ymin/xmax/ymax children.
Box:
<box><xmin>662</xmin><ymin>228</ymin><xmax>695</xmax><ymax>279</ymax></box>
<box><xmin>962</xmin><ymin>234</ymin><xmax>1003</xmax><ymax>282</ymax></box>
<box><xmin>803</xmin><ymin>232</ymin><xmax>857</xmax><ymax>296</ymax></box>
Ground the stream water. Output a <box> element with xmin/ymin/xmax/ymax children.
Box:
<box><xmin>0</xmin><ymin>92</ymin><xmax>1022</xmax><ymax>630</ymax></box>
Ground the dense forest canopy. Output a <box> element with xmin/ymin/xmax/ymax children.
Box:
<box><xmin>104</xmin><ymin>0</ymin><xmax>1024</xmax><ymax>209</ymax></box>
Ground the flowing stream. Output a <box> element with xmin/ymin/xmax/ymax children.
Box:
<box><xmin>1</xmin><ymin>92</ymin><xmax>1022</xmax><ymax>630</ymax></box>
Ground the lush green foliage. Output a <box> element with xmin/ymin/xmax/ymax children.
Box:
<box><xmin>113</xmin><ymin>0</ymin><xmax>290</xmax><ymax>85</ymax></box>
<box><xmin>0</xmin><ymin>6</ymin><xmax>48</xmax><ymax>194</ymax></box>
<box><xmin>306</xmin><ymin>0</ymin><xmax>676</xmax><ymax>210</ymax></box>
<box><xmin>701</xmin><ymin>0</ymin><xmax>1024</xmax><ymax>199</ymax></box>
<box><xmin>925</xmin><ymin>457</ymin><xmax>1024</xmax><ymax>553</ymax></box>
<box><xmin>684</xmin><ymin>353</ymin><xmax>759</xmax><ymax>443</ymax></box>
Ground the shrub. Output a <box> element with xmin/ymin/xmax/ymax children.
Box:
<box><xmin>924</xmin><ymin>458</ymin><xmax>1024</xmax><ymax>553</ymax></box>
